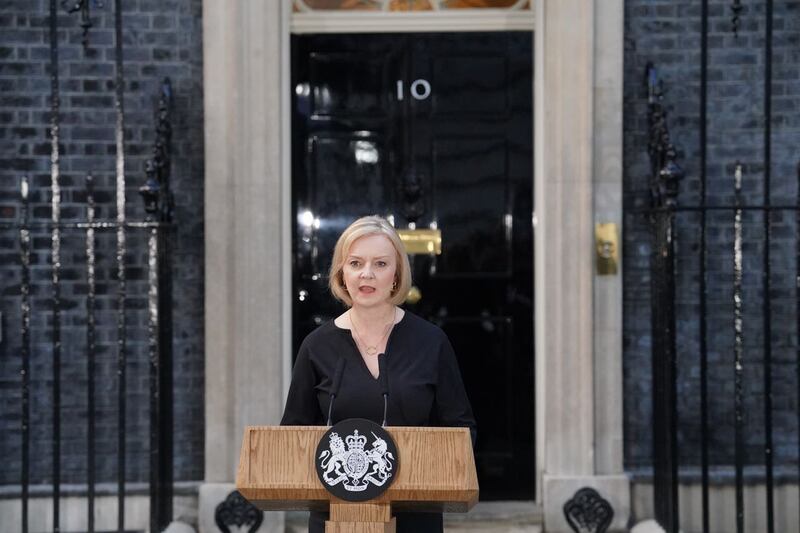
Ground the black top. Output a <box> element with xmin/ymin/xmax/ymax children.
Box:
<box><xmin>281</xmin><ymin>311</ymin><xmax>477</xmax><ymax>533</ymax></box>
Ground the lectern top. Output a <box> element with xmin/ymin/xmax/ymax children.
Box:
<box><xmin>236</xmin><ymin>425</ymin><xmax>478</xmax><ymax>513</ymax></box>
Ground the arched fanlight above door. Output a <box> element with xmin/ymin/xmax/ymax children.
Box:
<box><xmin>294</xmin><ymin>0</ymin><xmax>531</xmax><ymax>12</ymax></box>
<box><xmin>291</xmin><ymin>0</ymin><xmax>535</xmax><ymax>33</ymax></box>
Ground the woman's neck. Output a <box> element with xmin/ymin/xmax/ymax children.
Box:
<box><xmin>349</xmin><ymin>304</ymin><xmax>396</xmax><ymax>331</ymax></box>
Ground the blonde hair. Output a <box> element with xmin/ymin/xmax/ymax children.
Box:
<box><xmin>329</xmin><ymin>216</ymin><xmax>412</xmax><ymax>307</ymax></box>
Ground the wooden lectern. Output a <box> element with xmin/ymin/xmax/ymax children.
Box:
<box><xmin>236</xmin><ymin>425</ymin><xmax>478</xmax><ymax>532</ymax></box>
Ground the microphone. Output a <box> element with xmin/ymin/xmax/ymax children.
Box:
<box><xmin>326</xmin><ymin>358</ymin><xmax>346</xmax><ymax>426</ymax></box>
<box><xmin>378</xmin><ymin>353</ymin><xmax>389</xmax><ymax>426</ymax></box>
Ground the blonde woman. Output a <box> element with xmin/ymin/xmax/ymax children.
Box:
<box><xmin>281</xmin><ymin>215</ymin><xmax>476</xmax><ymax>533</ymax></box>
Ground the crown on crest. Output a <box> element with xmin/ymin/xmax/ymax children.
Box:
<box><xmin>329</xmin><ymin>432</ymin><xmax>344</xmax><ymax>449</ymax></box>
<box><xmin>346</xmin><ymin>430</ymin><xmax>367</xmax><ymax>451</ymax></box>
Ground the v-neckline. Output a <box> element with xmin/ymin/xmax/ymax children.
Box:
<box><xmin>334</xmin><ymin>312</ymin><xmax>407</xmax><ymax>381</ymax></box>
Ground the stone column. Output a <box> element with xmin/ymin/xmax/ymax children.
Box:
<box><xmin>535</xmin><ymin>0</ymin><xmax>629</xmax><ymax>531</ymax></box>
<box><xmin>593</xmin><ymin>0</ymin><xmax>625</xmax><ymax>479</ymax></box>
<box><xmin>200</xmin><ymin>1</ymin><xmax>288</xmax><ymax>532</ymax></box>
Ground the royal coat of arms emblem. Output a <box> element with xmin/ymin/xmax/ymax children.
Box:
<box><xmin>315</xmin><ymin>418</ymin><xmax>399</xmax><ymax>501</ymax></box>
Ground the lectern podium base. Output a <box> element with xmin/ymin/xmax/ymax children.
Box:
<box><xmin>326</xmin><ymin>502</ymin><xmax>396</xmax><ymax>533</ymax></box>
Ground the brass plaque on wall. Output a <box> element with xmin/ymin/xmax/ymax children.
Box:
<box><xmin>595</xmin><ymin>222</ymin><xmax>619</xmax><ymax>275</ymax></box>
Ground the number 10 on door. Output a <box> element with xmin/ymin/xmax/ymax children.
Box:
<box><xmin>397</xmin><ymin>79</ymin><xmax>431</xmax><ymax>101</ymax></box>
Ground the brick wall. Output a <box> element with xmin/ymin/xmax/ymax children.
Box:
<box><xmin>4</xmin><ymin>0</ymin><xmax>795</xmax><ymax>487</ymax></box>
<box><xmin>0</xmin><ymin>0</ymin><xmax>204</xmax><ymax>484</ymax></box>
<box><xmin>624</xmin><ymin>0</ymin><xmax>800</xmax><ymax>472</ymax></box>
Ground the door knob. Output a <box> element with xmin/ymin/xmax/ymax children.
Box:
<box><xmin>405</xmin><ymin>286</ymin><xmax>422</xmax><ymax>305</ymax></box>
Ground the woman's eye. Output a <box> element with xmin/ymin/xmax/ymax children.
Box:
<box><xmin>376</xmin><ymin>261</ymin><xmax>386</xmax><ymax>267</ymax></box>
<box><xmin>349</xmin><ymin>260</ymin><xmax>360</xmax><ymax>267</ymax></box>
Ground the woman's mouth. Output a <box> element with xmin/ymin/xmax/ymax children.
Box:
<box><xmin>359</xmin><ymin>286</ymin><xmax>376</xmax><ymax>294</ymax></box>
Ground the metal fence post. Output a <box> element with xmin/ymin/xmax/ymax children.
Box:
<box><xmin>646</xmin><ymin>63</ymin><xmax>683</xmax><ymax>533</ymax></box>
<box><xmin>141</xmin><ymin>78</ymin><xmax>175</xmax><ymax>533</ymax></box>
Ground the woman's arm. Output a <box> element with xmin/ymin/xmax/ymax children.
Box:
<box><xmin>280</xmin><ymin>341</ymin><xmax>324</xmax><ymax>425</ymax></box>
<box><xmin>435</xmin><ymin>335</ymin><xmax>477</xmax><ymax>446</ymax></box>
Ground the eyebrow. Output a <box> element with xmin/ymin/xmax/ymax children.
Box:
<box><xmin>348</xmin><ymin>255</ymin><xmax>391</xmax><ymax>259</ymax></box>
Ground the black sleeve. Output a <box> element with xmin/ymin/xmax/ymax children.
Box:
<box><xmin>280</xmin><ymin>339</ymin><xmax>324</xmax><ymax>425</ymax></box>
<box><xmin>435</xmin><ymin>335</ymin><xmax>477</xmax><ymax>447</ymax></box>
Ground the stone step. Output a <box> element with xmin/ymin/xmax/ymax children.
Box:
<box><xmin>286</xmin><ymin>501</ymin><xmax>543</xmax><ymax>533</ymax></box>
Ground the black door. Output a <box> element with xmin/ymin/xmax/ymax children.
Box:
<box><xmin>292</xmin><ymin>32</ymin><xmax>534</xmax><ymax>499</ymax></box>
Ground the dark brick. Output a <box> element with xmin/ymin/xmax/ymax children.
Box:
<box><xmin>624</xmin><ymin>0</ymin><xmax>800</xmax><ymax>472</ymax></box>
<box><xmin>152</xmin><ymin>48</ymin><xmax>173</xmax><ymax>61</ymax></box>
<box><xmin>0</xmin><ymin>62</ymin><xmax>43</xmax><ymax>75</ymax></box>
<box><xmin>0</xmin><ymin>0</ymin><xmax>204</xmax><ymax>485</ymax></box>
<box><xmin>152</xmin><ymin>15</ymin><xmax>176</xmax><ymax>30</ymax></box>
<box><xmin>10</xmin><ymin>127</ymin><xmax>37</xmax><ymax>139</ymax></box>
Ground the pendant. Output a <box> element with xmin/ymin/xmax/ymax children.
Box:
<box><xmin>366</xmin><ymin>346</ymin><xmax>377</xmax><ymax>355</ymax></box>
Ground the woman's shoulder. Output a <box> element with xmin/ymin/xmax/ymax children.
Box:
<box><xmin>399</xmin><ymin>310</ymin><xmax>448</xmax><ymax>340</ymax></box>
<box><xmin>299</xmin><ymin>319</ymin><xmax>341</xmax><ymax>348</ymax></box>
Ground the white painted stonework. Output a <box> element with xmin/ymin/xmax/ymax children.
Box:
<box><xmin>631</xmin><ymin>519</ymin><xmax>667</xmax><ymax>533</ymax></box>
<box><xmin>202</xmin><ymin>0</ymin><xmax>289</xmax><ymax>530</ymax></box>
<box><xmin>632</xmin><ymin>482</ymin><xmax>800</xmax><ymax>533</ymax></box>
<box><xmin>199</xmin><ymin>483</ymin><xmax>283</xmax><ymax>533</ymax></box>
<box><xmin>0</xmin><ymin>490</ymin><xmax>198</xmax><ymax>533</ymax></box>
<box><xmin>163</xmin><ymin>520</ymin><xmax>198</xmax><ymax>533</ymax></box>
<box><xmin>202</xmin><ymin>0</ymin><xmax>629</xmax><ymax>532</ymax></box>
<box><xmin>535</xmin><ymin>0</ymin><xmax>628</xmax><ymax>529</ymax></box>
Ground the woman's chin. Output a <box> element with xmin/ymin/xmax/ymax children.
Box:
<box><xmin>352</xmin><ymin>294</ymin><xmax>390</xmax><ymax>307</ymax></box>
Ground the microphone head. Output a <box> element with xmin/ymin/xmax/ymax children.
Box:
<box><xmin>377</xmin><ymin>353</ymin><xmax>389</xmax><ymax>396</ymax></box>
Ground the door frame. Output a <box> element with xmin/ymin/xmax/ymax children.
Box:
<box><xmin>280</xmin><ymin>1</ymin><xmax>540</xmax><ymax>498</ymax></box>
<box><xmin>280</xmin><ymin>0</ymin><xmax>627</xmax><ymax>517</ymax></box>
<box><xmin>202</xmin><ymin>0</ymin><xmax>626</xmax><ymax>528</ymax></box>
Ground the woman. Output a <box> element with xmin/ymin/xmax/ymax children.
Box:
<box><xmin>281</xmin><ymin>215</ymin><xmax>476</xmax><ymax>533</ymax></box>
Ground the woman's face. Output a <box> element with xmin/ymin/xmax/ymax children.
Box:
<box><xmin>342</xmin><ymin>233</ymin><xmax>398</xmax><ymax>309</ymax></box>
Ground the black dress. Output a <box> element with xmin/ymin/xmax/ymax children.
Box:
<box><xmin>280</xmin><ymin>311</ymin><xmax>477</xmax><ymax>533</ymax></box>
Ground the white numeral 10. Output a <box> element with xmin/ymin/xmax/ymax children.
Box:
<box><xmin>396</xmin><ymin>79</ymin><xmax>431</xmax><ymax>101</ymax></box>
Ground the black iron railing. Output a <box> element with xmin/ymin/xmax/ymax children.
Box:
<box><xmin>646</xmin><ymin>60</ymin><xmax>682</xmax><ymax>533</ymax></box>
<box><xmin>2</xmin><ymin>2</ymin><xmax>177</xmax><ymax>531</ymax></box>
<box><xmin>642</xmin><ymin>1</ymin><xmax>799</xmax><ymax>531</ymax></box>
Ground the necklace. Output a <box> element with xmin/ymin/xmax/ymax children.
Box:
<box><xmin>349</xmin><ymin>308</ymin><xmax>396</xmax><ymax>356</ymax></box>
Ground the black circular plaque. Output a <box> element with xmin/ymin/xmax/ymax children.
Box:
<box><xmin>315</xmin><ymin>418</ymin><xmax>399</xmax><ymax>502</ymax></box>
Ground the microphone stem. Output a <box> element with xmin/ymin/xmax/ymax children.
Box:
<box><xmin>327</xmin><ymin>394</ymin><xmax>335</xmax><ymax>426</ymax></box>
<box><xmin>382</xmin><ymin>394</ymin><xmax>388</xmax><ymax>427</ymax></box>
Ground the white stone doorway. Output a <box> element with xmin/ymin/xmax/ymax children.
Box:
<box><xmin>201</xmin><ymin>1</ymin><xmax>627</xmax><ymax>531</ymax></box>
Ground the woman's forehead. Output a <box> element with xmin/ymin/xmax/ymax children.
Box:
<box><xmin>348</xmin><ymin>233</ymin><xmax>395</xmax><ymax>256</ymax></box>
